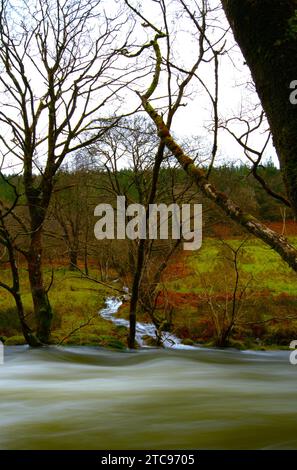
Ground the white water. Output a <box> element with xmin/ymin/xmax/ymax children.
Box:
<box><xmin>99</xmin><ymin>297</ymin><xmax>197</xmax><ymax>349</ymax></box>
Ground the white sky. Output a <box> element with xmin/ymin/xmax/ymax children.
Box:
<box><xmin>1</xmin><ymin>0</ymin><xmax>277</xmax><ymax>174</ymax></box>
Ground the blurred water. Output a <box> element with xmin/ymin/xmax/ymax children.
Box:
<box><xmin>0</xmin><ymin>345</ymin><xmax>297</xmax><ymax>449</ymax></box>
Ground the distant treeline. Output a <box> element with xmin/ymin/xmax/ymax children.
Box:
<box><xmin>1</xmin><ymin>161</ymin><xmax>291</xmax><ymax>223</ymax></box>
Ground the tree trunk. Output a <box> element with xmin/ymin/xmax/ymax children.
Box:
<box><xmin>84</xmin><ymin>247</ymin><xmax>89</xmax><ymax>276</ymax></box>
<box><xmin>27</xmin><ymin>229</ymin><xmax>53</xmax><ymax>344</ymax></box>
<box><xmin>128</xmin><ymin>238</ymin><xmax>146</xmax><ymax>349</ymax></box>
<box><xmin>128</xmin><ymin>143</ymin><xmax>165</xmax><ymax>349</ymax></box>
<box><xmin>13</xmin><ymin>291</ymin><xmax>41</xmax><ymax>347</ymax></box>
<box><xmin>84</xmin><ymin>225</ymin><xmax>89</xmax><ymax>276</ymax></box>
<box><xmin>221</xmin><ymin>0</ymin><xmax>297</xmax><ymax>213</ymax></box>
<box><xmin>69</xmin><ymin>249</ymin><xmax>78</xmax><ymax>271</ymax></box>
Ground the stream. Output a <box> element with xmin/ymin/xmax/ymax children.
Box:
<box><xmin>99</xmin><ymin>297</ymin><xmax>195</xmax><ymax>349</ymax></box>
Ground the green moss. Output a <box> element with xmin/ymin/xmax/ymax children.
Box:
<box><xmin>182</xmin><ymin>338</ymin><xmax>195</xmax><ymax>346</ymax></box>
<box><xmin>97</xmin><ymin>335</ymin><xmax>126</xmax><ymax>350</ymax></box>
<box><xmin>241</xmin><ymin>213</ymin><xmax>257</xmax><ymax>224</ymax></box>
<box><xmin>287</xmin><ymin>10</ymin><xmax>297</xmax><ymax>39</ymax></box>
<box><xmin>5</xmin><ymin>335</ymin><xmax>26</xmax><ymax>345</ymax></box>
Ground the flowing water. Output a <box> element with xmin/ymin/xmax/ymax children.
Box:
<box><xmin>100</xmin><ymin>297</ymin><xmax>195</xmax><ymax>349</ymax></box>
<box><xmin>0</xmin><ymin>298</ymin><xmax>297</xmax><ymax>450</ymax></box>
<box><xmin>1</xmin><ymin>345</ymin><xmax>297</xmax><ymax>449</ymax></box>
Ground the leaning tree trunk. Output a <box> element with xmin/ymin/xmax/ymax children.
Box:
<box><xmin>141</xmin><ymin>96</ymin><xmax>297</xmax><ymax>272</ymax></box>
<box><xmin>13</xmin><ymin>291</ymin><xmax>41</xmax><ymax>347</ymax></box>
<box><xmin>9</xmin><ymin>241</ymin><xmax>41</xmax><ymax>346</ymax></box>
<box><xmin>221</xmin><ymin>0</ymin><xmax>297</xmax><ymax>213</ymax></box>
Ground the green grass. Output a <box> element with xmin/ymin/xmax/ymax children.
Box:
<box><xmin>162</xmin><ymin>236</ymin><xmax>297</xmax><ymax>349</ymax></box>
<box><xmin>0</xmin><ymin>267</ymin><xmax>127</xmax><ymax>348</ymax></box>
<box><xmin>167</xmin><ymin>237</ymin><xmax>297</xmax><ymax>296</ymax></box>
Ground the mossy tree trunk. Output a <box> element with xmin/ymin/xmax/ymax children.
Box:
<box><xmin>27</xmin><ymin>229</ymin><xmax>53</xmax><ymax>344</ymax></box>
<box><xmin>25</xmin><ymin>179</ymin><xmax>53</xmax><ymax>344</ymax></box>
<box><xmin>142</xmin><ymin>95</ymin><xmax>297</xmax><ymax>272</ymax></box>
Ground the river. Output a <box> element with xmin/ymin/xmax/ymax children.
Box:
<box><xmin>1</xmin><ymin>297</ymin><xmax>297</xmax><ymax>450</ymax></box>
<box><xmin>1</xmin><ymin>344</ymin><xmax>297</xmax><ymax>449</ymax></box>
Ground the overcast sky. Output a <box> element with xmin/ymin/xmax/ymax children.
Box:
<box><xmin>1</xmin><ymin>0</ymin><xmax>277</xmax><ymax>174</ymax></box>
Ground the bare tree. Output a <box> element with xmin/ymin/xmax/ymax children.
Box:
<box><xmin>203</xmin><ymin>238</ymin><xmax>254</xmax><ymax>347</ymax></box>
<box><xmin>0</xmin><ymin>0</ymin><xmax>137</xmax><ymax>343</ymax></box>
<box><xmin>221</xmin><ymin>106</ymin><xmax>291</xmax><ymax>208</ymax></box>
<box><xmin>124</xmin><ymin>0</ymin><xmax>297</xmax><ymax>274</ymax></box>
<box><xmin>50</xmin><ymin>169</ymin><xmax>89</xmax><ymax>271</ymax></box>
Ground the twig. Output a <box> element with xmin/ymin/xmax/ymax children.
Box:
<box><xmin>58</xmin><ymin>313</ymin><xmax>99</xmax><ymax>345</ymax></box>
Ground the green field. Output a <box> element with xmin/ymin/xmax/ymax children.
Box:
<box><xmin>2</xmin><ymin>236</ymin><xmax>297</xmax><ymax>350</ymax></box>
<box><xmin>168</xmin><ymin>237</ymin><xmax>297</xmax><ymax>296</ymax></box>
<box><xmin>160</xmin><ymin>237</ymin><xmax>297</xmax><ymax>349</ymax></box>
<box><xmin>0</xmin><ymin>267</ymin><xmax>127</xmax><ymax>348</ymax></box>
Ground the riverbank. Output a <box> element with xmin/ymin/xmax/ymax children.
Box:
<box><xmin>1</xmin><ymin>285</ymin><xmax>292</xmax><ymax>351</ymax></box>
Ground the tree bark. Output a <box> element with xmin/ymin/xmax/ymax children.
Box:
<box><xmin>14</xmin><ymin>290</ymin><xmax>41</xmax><ymax>347</ymax></box>
<box><xmin>128</xmin><ymin>141</ymin><xmax>166</xmax><ymax>349</ymax></box>
<box><xmin>221</xmin><ymin>0</ymin><xmax>297</xmax><ymax>213</ymax></box>
<box><xmin>27</xmin><ymin>228</ymin><xmax>53</xmax><ymax>344</ymax></box>
<box><xmin>128</xmin><ymin>238</ymin><xmax>145</xmax><ymax>349</ymax></box>
<box><xmin>25</xmin><ymin>179</ymin><xmax>53</xmax><ymax>344</ymax></box>
<box><xmin>69</xmin><ymin>249</ymin><xmax>78</xmax><ymax>271</ymax></box>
